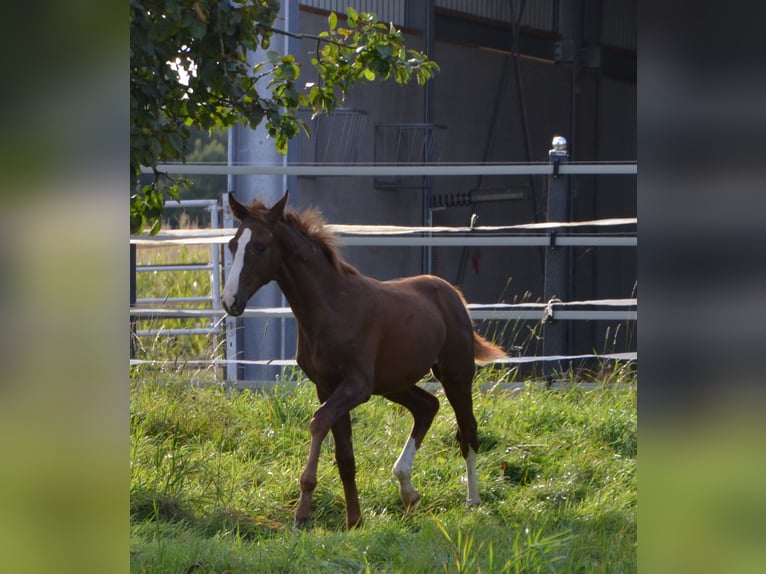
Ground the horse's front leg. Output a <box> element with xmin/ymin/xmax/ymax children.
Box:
<box><xmin>295</xmin><ymin>380</ymin><xmax>370</xmax><ymax>529</ymax></box>
<box><xmin>331</xmin><ymin>412</ymin><xmax>362</xmax><ymax>529</ymax></box>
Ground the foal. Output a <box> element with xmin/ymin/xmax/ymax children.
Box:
<box><xmin>222</xmin><ymin>192</ymin><xmax>506</xmax><ymax>529</ymax></box>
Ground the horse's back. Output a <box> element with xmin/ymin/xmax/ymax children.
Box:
<box><xmin>391</xmin><ymin>274</ymin><xmax>472</xmax><ymax>327</ymax></box>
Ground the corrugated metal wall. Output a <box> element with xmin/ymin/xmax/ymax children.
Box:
<box><xmin>300</xmin><ymin>0</ymin><xmax>555</xmax><ymax>31</ymax></box>
<box><xmin>300</xmin><ymin>0</ymin><xmax>407</xmax><ymax>26</ymax></box>
<box><xmin>300</xmin><ymin>1</ymin><xmax>635</xmax><ymax>51</ymax></box>
<box><xmin>435</xmin><ymin>0</ymin><xmax>554</xmax><ymax>31</ymax></box>
<box><xmin>602</xmin><ymin>0</ymin><xmax>636</xmax><ymax>50</ymax></box>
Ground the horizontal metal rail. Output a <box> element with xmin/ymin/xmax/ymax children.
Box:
<box><xmin>141</xmin><ymin>162</ymin><xmax>637</xmax><ymax>177</ymax></box>
<box><xmin>338</xmin><ymin>235</ymin><xmax>636</xmax><ymax>247</ymax></box>
<box><xmin>130</xmin><ymin>350</ymin><xmax>637</xmax><ymax>369</ymax></box>
<box><xmin>137</xmin><ymin>328</ymin><xmax>223</xmax><ymax>336</ymax></box>
<box><xmin>136</xmin><ymin>263</ymin><xmax>215</xmax><ymax>272</ymax></box>
<box><xmin>131</xmin><ymin>232</ymin><xmax>635</xmax><ymax>248</ymax></box>
<box><xmin>136</xmin><ymin>296</ymin><xmax>216</xmax><ymax>304</ymax></box>
<box><xmin>130</xmin><ymin>306</ymin><xmax>637</xmax><ymax>323</ymax></box>
<box><xmin>163</xmin><ymin>199</ymin><xmax>219</xmax><ymax>208</ymax></box>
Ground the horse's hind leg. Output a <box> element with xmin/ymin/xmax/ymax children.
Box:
<box><xmin>384</xmin><ymin>386</ymin><xmax>440</xmax><ymax>509</ymax></box>
<box><xmin>434</xmin><ymin>360</ymin><xmax>481</xmax><ymax>505</ymax></box>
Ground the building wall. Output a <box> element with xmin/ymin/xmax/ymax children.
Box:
<box><xmin>292</xmin><ymin>8</ymin><xmax>428</xmax><ymax>281</ymax></box>
<box><xmin>288</xmin><ymin>4</ymin><xmax>636</xmax><ymax>357</ymax></box>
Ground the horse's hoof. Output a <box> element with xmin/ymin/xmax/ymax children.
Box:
<box><xmin>403</xmin><ymin>492</ymin><xmax>421</xmax><ymax>512</ymax></box>
<box><xmin>347</xmin><ymin>517</ymin><xmax>364</xmax><ymax>530</ymax></box>
<box><xmin>294</xmin><ymin>516</ymin><xmax>312</xmax><ymax>530</ymax></box>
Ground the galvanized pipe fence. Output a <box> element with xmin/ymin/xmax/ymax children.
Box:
<box><xmin>133</xmin><ymin>199</ymin><xmax>223</xmax><ymax>338</ymax></box>
<box><xmin>132</xmin><ymin>144</ymin><xmax>636</xmax><ymax>381</ymax></box>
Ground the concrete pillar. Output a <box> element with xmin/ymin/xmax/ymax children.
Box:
<box><xmin>224</xmin><ymin>0</ymin><xmax>299</xmax><ymax>384</ymax></box>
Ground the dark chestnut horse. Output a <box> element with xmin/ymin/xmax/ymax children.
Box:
<box><xmin>222</xmin><ymin>191</ymin><xmax>506</xmax><ymax>529</ymax></box>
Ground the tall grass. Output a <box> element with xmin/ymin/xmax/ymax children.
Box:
<box><xmin>131</xmin><ymin>370</ymin><xmax>636</xmax><ymax>573</ymax></box>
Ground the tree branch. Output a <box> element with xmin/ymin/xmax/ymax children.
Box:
<box><xmin>262</xmin><ymin>25</ymin><xmax>348</xmax><ymax>50</ymax></box>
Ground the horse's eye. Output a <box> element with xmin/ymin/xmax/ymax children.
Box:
<box><xmin>254</xmin><ymin>244</ymin><xmax>267</xmax><ymax>254</ymax></box>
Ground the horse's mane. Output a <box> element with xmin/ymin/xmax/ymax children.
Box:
<box><xmin>244</xmin><ymin>200</ymin><xmax>359</xmax><ymax>276</ymax></box>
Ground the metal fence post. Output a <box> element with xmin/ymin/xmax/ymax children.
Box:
<box><xmin>543</xmin><ymin>136</ymin><xmax>571</xmax><ymax>379</ymax></box>
<box><xmin>222</xmin><ymin>191</ymin><xmax>240</xmax><ymax>383</ymax></box>
<box><xmin>130</xmin><ymin>243</ymin><xmax>137</xmax><ymax>359</ymax></box>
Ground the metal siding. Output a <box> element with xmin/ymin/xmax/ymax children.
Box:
<box><xmin>435</xmin><ymin>0</ymin><xmax>554</xmax><ymax>31</ymax></box>
<box><xmin>602</xmin><ymin>0</ymin><xmax>636</xmax><ymax>50</ymax></box>
<box><xmin>300</xmin><ymin>0</ymin><xmax>406</xmax><ymax>26</ymax></box>
<box><xmin>300</xmin><ymin>1</ymin><xmax>557</xmax><ymax>31</ymax></box>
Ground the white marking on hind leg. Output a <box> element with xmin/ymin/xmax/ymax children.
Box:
<box><xmin>465</xmin><ymin>446</ymin><xmax>481</xmax><ymax>505</ymax></box>
<box><xmin>393</xmin><ymin>438</ymin><xmax>420</xmax><ymax>508</ymax></box>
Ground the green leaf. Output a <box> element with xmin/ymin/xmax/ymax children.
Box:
<box><xmin>296</xmin><ymin>118</ymin><xmax>311</xmax><ymax>137</ymax></box>
<box><xmin>362</xmin><ymin>68</ymin><xmax>375</xmax><ymax>81</ymax></box>
<box><xmin>376</xmin><ymin>44</ymin><xmax>393</xmax><ymax>59</ymax></box>
<box><xmin>346</xmin><ymin>6</ymin><xmax>358</xmax><ymax>26</ymax></box>
<box><xmin>130</xmin><ymin>212</ymin><xmax>145</xmax><ymax>235</ymax></box>
<box><xmin>166</xmin><ymin>183</ymin><xmax>181</xmax><ymax>202</ymax></box>
<box><xmin>328</xmin><ymin>12</ymin><xmax>337</xmax><ymax>31</ymax></box>
<box><xmin>275</xmin><ymin>134</ymin><xmax>288</xmax><ymax>155</ymax></box>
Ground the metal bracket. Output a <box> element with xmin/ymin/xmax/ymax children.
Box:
<box><xmin>552</xmin><ymin>157</ymin><xmax>561</xmax><ymax>178</ymax></box>
<box><xmin>542</xmin><ymin>297</ymin><xmax>561</xmax><ymax>325</ymax></box>
<box><xmin>548</xmin><ymin>230</ymin><xmax>558</xmax><ymax>249</ymax></box>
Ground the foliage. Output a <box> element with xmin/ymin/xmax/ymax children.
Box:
<box><xmin>130</xmin><ymin>1</ymin><xmax>440</xmax><ymax>234</ymax></box>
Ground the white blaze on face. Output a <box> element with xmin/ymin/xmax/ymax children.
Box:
<box><xmin>222</xmin><ymin>228</ymin><xmax>251</xmax><ymax>310</ymax></box>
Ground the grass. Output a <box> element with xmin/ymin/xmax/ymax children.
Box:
<box><xmin>132</xmin><ymin>216</ymin><xmax>636</xmax><ymax>572</ymax></box>
<box><xmin>130</xmin><ymin>370</ymin><xmax>636</xmax><ymax>573</ymax></box>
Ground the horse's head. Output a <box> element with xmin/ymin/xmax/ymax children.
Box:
<box><xmin>221</xmin><ymin>191</ymin><xmax>288</xmax><ymax>316</ymax></box>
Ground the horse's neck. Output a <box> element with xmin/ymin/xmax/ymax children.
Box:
<box><xmin>275</xmin><ymin>224</ymin><xmax>349</xmax><ymax>324</ymax></box>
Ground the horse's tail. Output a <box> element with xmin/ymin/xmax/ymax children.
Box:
<box><xmin>473</xmin><ymin>332</ymin><xmax>507</xmax><ymax>366</ymax></box>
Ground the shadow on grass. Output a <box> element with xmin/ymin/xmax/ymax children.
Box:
<box><xmin>131</xmin><ymin>492</ymin><xmax>195</xmax><ymax>525</ymax></box>
<box><xmin>131</xmin><ymin>490</ymin><xmax>293</xmax><ymax>540</ymax></box>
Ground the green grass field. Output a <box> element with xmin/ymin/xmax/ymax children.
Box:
<box><xmin>131</xmin><ymin>235</ymin><xmax>636</xmax><ymax>573</ymax></box>
<box><xmin>130</xmin><ymin>371</ymin><xmax>636</xmax><ymax>573</ymax></box>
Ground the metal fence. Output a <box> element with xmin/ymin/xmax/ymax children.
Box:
<box><xmin>133</xmin><ymin>199</ymin><xmax>223</xmax><ymax>337</ymax></box>
<box><xmin>132</xmin><ymin>143</ymin><xmax>637</xmax><ymax>381</ymax></box>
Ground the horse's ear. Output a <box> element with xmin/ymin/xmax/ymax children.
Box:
<box><xmin>268</xmin><ymin>190</ymin><xmax>289</xmax><ymax>223</ymax></box>
<box><xmin>228</xmin><ymin>193</ymin><xmax>250</xmax><ymax>222</ymax></box>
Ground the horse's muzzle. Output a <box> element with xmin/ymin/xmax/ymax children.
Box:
<box><xmin>222</xmin><ymin>296</ymin><xmax>244</xmax><ymax>317</ymax></box>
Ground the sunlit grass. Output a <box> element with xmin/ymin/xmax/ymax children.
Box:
<box><xmin>132</xmin><ymin>216</ymin><xmax>636</xmax><ymax>572</ymax></box>
<box><xmin>131</xmin><ymin>372</ymin><xmax>636</xmax><ymax>573</ymax></box>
